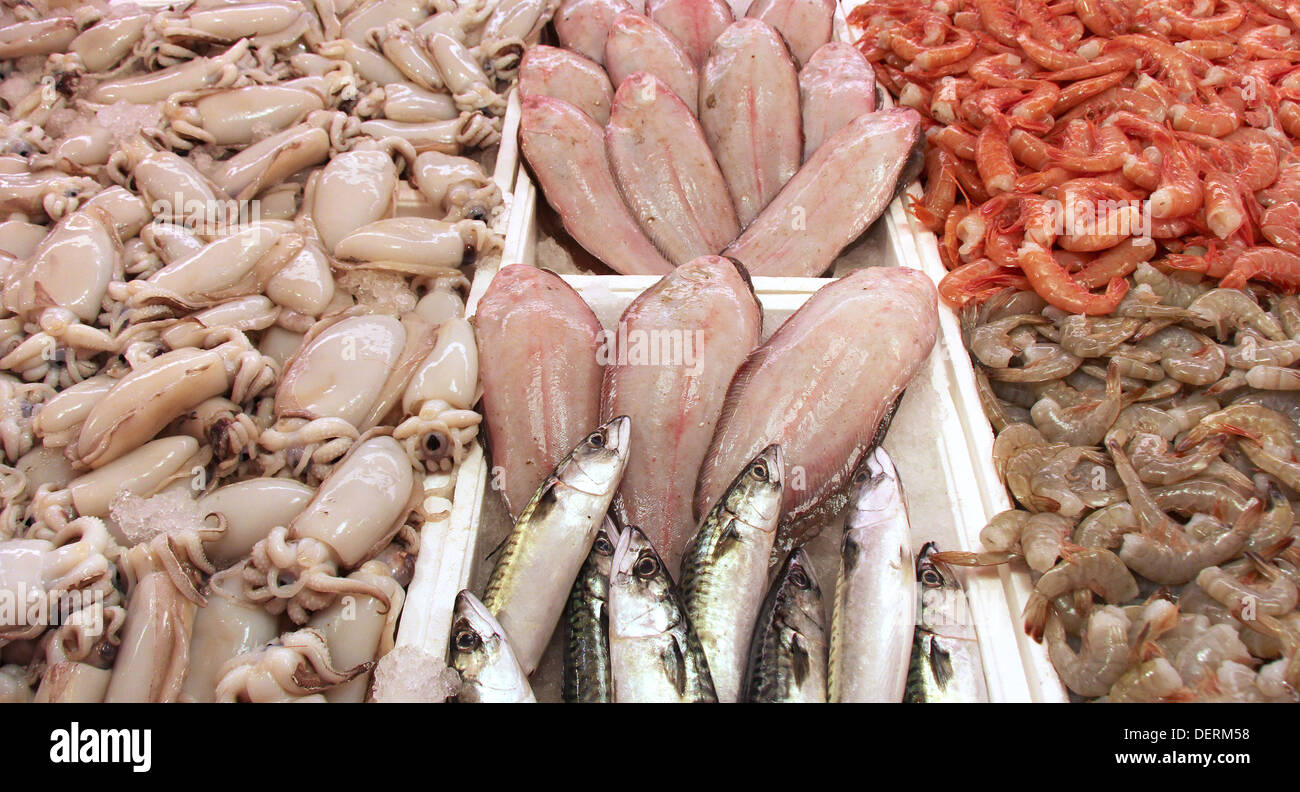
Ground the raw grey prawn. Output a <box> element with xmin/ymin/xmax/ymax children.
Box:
<box><xmin>1022</xmin><ymin>548</ymin><xmax>1139</xmax><ymax>642</ymax></box>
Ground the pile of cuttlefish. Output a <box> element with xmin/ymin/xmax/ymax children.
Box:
<box><xmin>0</xmin><ymin>0</ymin><xmax>554</xmax><ymax>703</ymax></box>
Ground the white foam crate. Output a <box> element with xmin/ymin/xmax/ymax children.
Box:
<box><xmin>389</xmin><ymin>90</ymin><xmax>520</xmax><ymax>668</ymax></box>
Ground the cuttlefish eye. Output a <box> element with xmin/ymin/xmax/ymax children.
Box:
<box><xmin>633</xmin><ymin>552</ymin><xmax>659</xmax><ymax>579</ymax></box>
<box><xmin>750</xmin><ymin>461</ymin><xmax>768</xmax><ymax>481</ymax></box>
<box><xmin>588</xmin><ymin>431</ymin><xmax>606</xmax><ymax>448</ymax></box>
<box><xmin>423</xmin><ymin>431</ymin><xmax>451</xmax><ymax>460</ymax></box>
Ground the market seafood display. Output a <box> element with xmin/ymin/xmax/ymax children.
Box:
<box><xmin>520</xmin><ymin>0</ymin><xmax>922</xmax><ymax>275</ymax></box>
<box><xmin>0</xmin><ymin>0</ymin><xmax>527</xmax><ymax>703</ymax></box>
<box><xmin>471</xmin><ymin>261</ymin><xmax>944</xmax><ymax>703</ymax></box>
<box><xmin>846</xmin><ymin>0</ymin><xmax>1300</xmax><ymax>702</ymax></box>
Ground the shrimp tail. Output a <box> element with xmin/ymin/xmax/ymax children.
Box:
<box><xmin>1024</xmin><ymin>591</ymin><xmax>1050</xmax><ymax>642</ymax></box>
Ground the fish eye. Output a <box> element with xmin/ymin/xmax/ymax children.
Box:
<box><xmin>854</xmin><ymin>470</ymin><xmax>870</xmax><ymax>484</ymax></box>
<box><xmin>633</xmin><ymin>552</ymin><xmax>659</xmax><ymax>579</ymax></box>
<box><xmin>751</xmin><ymin>461</ymin><xmax>768</xmax><ymax>481</ymax></box>
<box><xmin>593</xmin><ymin>535</ymin><xmax>614</xmax><ymax>555</ymax></box>
<box><xmin>453</xmin><ymin>628</ymin><xmax>481</xmax><ymax>652</ymax></box>
<box><xmin>588</xmin><ymin>431</ymin><xmax>606</xmax><ymax>448</ymax></box>
<box><xmin>789</xmin><ymin>568</ymin><xmax>810</xmax><ymax>589</ymax></box>
<box><xmin>922</xmin><ymin>569</ymin><xmax>943</xmax><ymax>587</ymax></box>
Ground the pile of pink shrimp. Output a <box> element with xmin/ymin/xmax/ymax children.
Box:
<box><xmin>847</xmin><ymin>0</ymin><xmax>1300</xmax><ymax>314</ymax></box>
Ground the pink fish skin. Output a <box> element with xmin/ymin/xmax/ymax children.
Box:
<box><xmin>475</xmin><ymin>264</ymin><xmax>606</xmax><ymax>518</ymax></box>
<box><xmin>693</xmin><ymin>267</ymin><xmax>938</xmax><ymax>550</ymax></box>
<box><xmin>699</xmin><ymin>19</ymin><xmax>802</xmax><ymax>227</ymax></box>
<box><xmin>606</xmin><ymin>72</ymin><xmax>740</xmax><ymax>267</ymax></box>
<box><xmin>601</xmin><ymin>255</ymin><xmax>762</xmax><ymax>573</ymax></box>
<box><xmin>744</xmin><ymin>0</ymin><xmax>834</xmax><ymax>66</ymax></box>
<box><xmin>521</xmin><ymin>95</ymin><xmax>673</xmax><ymax>275</ymax></box>
<box><xmin>646</xmin><ymin>0</ymin><xmax>733</xmax><ymax>67</ymax></box>
<box><xmin>604</xmin><ymin>12</ymin><xmax>700</xmax><ymax>116</ymax></box>
<box><xmin>519</xmin><ymin>45</ymin><xmax>615</xmax><ymax>124</ymax></box>
<box><xmin>722</xmin><ymin>108</ymin><xmax>922</xmax><ymax>276</ymax></box>
<box><xmin>554</xmin><ymin>0</ymin><xmax>636</xmax><ymax>64</ymax></box>
<box><xmin>799</xmin><ymin>42</ymin><xmax>877</xmax><ymax>161</ymax></box>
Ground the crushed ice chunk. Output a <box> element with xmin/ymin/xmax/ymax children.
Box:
<box><xmin>109</xmin><ymin>487</ymin><xmax>205</xmax><ymax>546</ymax></box>
<box><xmin>370</xmin><ymin>645</ymin><xmax>459</xmax><ymax>703</ymax></box>
<box><xmin>94</xmin><ymin>101</ymin><xmax>164</xmax><ymax>145</ymax></box>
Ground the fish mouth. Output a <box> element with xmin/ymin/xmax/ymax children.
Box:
<box><xmin>454</xmin><ymin>589</ymin><xmax>495</xmax><ymax>630</ymax></box>
<box><xmin>603</xmin><ymin>415</ymin><xmax>631</xmax><ymax>458</ymax></box>
<box><xmin>610</xmin><ymin>523</ymin><xmax>638</xmax><ymax>577</ymax></box>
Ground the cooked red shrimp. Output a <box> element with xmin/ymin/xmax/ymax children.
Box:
<box><xmin>930</xmin><ymin>123</ymin><xmax>978</xmax><ymax>159</ymax></box>
<box><xmin>1169</xmin><ymin>101</ymin><xmax>1241</xmax><ymax>136</ymax></box>
<box><xmin>1052</xmin><ymin>69</ymin><xmax>1131</xmax><ymax>114</ymax></box>
<box><xmin>976</xmin><ymin>114</ymin><xmax>1019</xmax><ymax>194</ymax></box>
<box><xmin>970</xmin><ymin>52</ymin><xmax>1042</xmax><ymax>88</ymax></box>
<box><xmin>1009</xmin><ymin>127</ymin><xmax>1053</xmax><ymax>168</ymax></box>
<box><xmin>1149</xmin><ymin>135</ymin><xmax>1204</xmax><ymax>218</ymax></box>
<box><xmin>929</xmin><ymin>76</ymin><xmax>976</xmax><ymax>124</ymax></box>
<box><xmin>1074</xmin><ymin>0</ymin><xmax>1129</xmax><ymax>35</ymax></box>
<box><xmin>1149</xmin><ymin>216</ymin><xmax>1195</xmax><ymax>238</ymax></box>
<box><xmin>1055</xmin><ymin>178</ymin><xmax>1143</xmax><ymax>251</ymax></box>
<box><xmin>1222</xmin><ymin>127</ymin><xmax>1281</xmax><ymax>191</ymax></box>
<box><xmin>1049</xmin><ymin>123</ymin><xmax>1130</xmax><ymax>171</ymax></box>
<box><xmin>1074</xmin><ymin>236</ymin><xmax>1158</xmax><ymax>288</ymax></box>
<box><xmin>1203</xmin><ymin>168</ymin><xmax>1247</xmax><ymax>239</ymax></box>
<box><xmin>1257</xmin><ymin>151</ymin><xmax>1300</xmax><ymax>207</ymax></box>
<box><xmin>1220</xmin><ymin>247</ymin><xmax>1300</xmax><ymax>290</ymax></box>
<box><xmin>1175</xmin><ymin>38</ymin><xmax>1237</xmax><ymax>58</ymax></box>
<box><xmin>1019</xmin><ymin>244</ymin><xmax>1132</xmax><ymax>314</ymax></box>
<box><xmin>1279</xmin><ymin>100</ymin><xmax>1300</xmax><ymax>138</ymax></box>
<box><xmin>891</xmin><ymin>18</ymin><xmax>980</xmax><ymax>70</ymax></box>
<box><xmin>974</xmin><ymin>0</ymin><xmax>1022</xmax><ymax>45</ymax></box>
<box><xmin>1122</xmin><ymin>149</ymin><xmax>1162</xmax><ymax>190</ymax></box>
<box><xmin>1108</xmin><ymin>34</ymin><xmax>1201</xmax><ymax>97</ymax></box>
<box><xmin>961</xmin><ymin>86</ymin><xmax>1026</xmax><ymax>127</ymax></box>
<box><xmin>1162</xmin><ymin>0</ymin><xmax>1246</xmax><ymax>37</ymax></box>
<box><xmin>1017</xmin><ymin>32</ymin><xmax>1088</xmax><ymax>70</ymax></box>
<box><xmin>1013</xmin><ymin>81</ymin><xmax>1063</xmax><ymax>123</ymax></box>
<box><xmin>1039</xmin><ymin>51</ymin><xmax>1137</xmax><ymax>82</ymax></box>
<box><xmin>1017</xmin><ymin>166</ymin><xmax>1074</xmax><ymax>192</ymax></box>
<box><xmin>949</xmin><ymin>154</ymin><xmax>994</xmax><ymax>204</ymax></box>
<box><xmin>938</xmin><ymin>257</ymin><xmax>1032</xmax><ymax>305</ymax></box>
<box><xmin>1238</xmin><ymin>24</ymin><xmax>1300</xmax><ymax>62</ymax></box>
<box><xmin>1260</xmin><ymin>202</ymin><xmax>1300</xmax><ymax>254</ymax></box>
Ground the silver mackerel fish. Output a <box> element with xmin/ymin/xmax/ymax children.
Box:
<box><xmin>829</xmin><ymin>447</ymin><xmax>916</xmax><ymax>703</ymax></box>
<box><xmin>608</xmin><ymin>525</ymin><xmax>717</xmax><ymax>703</ymax></box>
<box><xmin>744</xmin><ymin>547</ymin><xmax>828</xmax><ymax>703</ymax></box>
<box><xmin>680</xmin><ymin>444</ymin><xmax>784</xmax><ymax>702</ymax></box>
<box><xmin>483</xmin><ymin>416</ymin><xmax>631</xmax><ymax>674</ymax></box>
<box><xmin>905</xmin><ymin>542</ymin><xmax>988</xmax><ymax>703</ymax></box>
<box><xmin>450</xmin><ymin>590</ymin><xmax>535</xmax><ymax>703</ymax></box>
